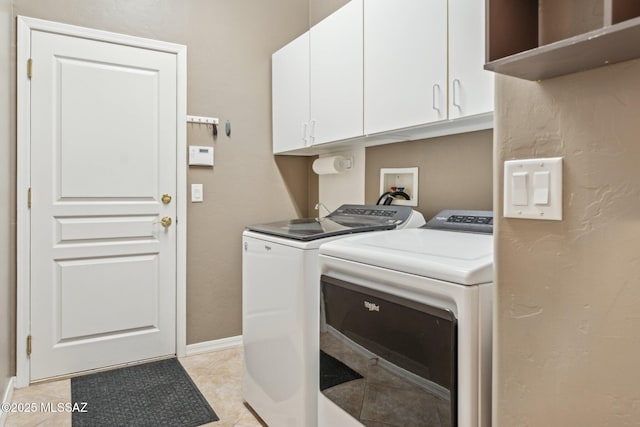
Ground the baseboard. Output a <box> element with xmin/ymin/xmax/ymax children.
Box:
<box><xmin>185</xmin><ymin>335</ymin><xmax>243</xmax><ymax>356</ymax></box>
<box><xmin>0</xmin><ymin>376</ymin><xmax>15</xmax><ymax>427</ymax></box>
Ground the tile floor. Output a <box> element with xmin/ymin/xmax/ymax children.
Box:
<box><xmin>5</xmin><ymin>346</ymin><xmax>263</xmax><ymax>427</ymax></box>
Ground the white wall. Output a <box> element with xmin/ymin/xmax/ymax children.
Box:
<box><xmin>318</xmin><ymin>147</ymin><xmax>365</xmax><ymax>212</ymax></box>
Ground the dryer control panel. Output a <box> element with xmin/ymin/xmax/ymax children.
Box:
<box><xmin>423</xmin><ymin>209</ymin><xmax>493</xmax><ymax>234</ymax></box>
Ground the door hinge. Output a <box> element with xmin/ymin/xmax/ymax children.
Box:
<box><xmin>26</xmin><ymin>335</ymin><xmax>32</xmax><ymax>357</ymax></box>
<box><xmin>27</xmin><ymin>58</ymin><xmax>32</xmax><ymax>79</ymax></box>
<box><xmin>27</xmin><ymin>187</ymin><xmax>32</xmax><ymax>208</ymax></box>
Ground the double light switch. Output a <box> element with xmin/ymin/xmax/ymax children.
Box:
<box><xmin>504</xmin><ymin>157</ymin><xmax>562</xmax><ymax>220</ymax></box>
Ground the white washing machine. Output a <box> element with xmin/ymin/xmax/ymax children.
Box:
<box><xmin>242</xmin><ymin>205</ymin><xmax>425</xmax><ymax>426</ymax></box>
<box><xmin>318</xmin><ymin>210</ymin><xmax>494</xmax><ymax>427</ymax></box>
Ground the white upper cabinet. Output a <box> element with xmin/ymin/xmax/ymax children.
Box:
<box><xmin>271</xmin><ymin>0</ymin><xmax>493</xmax><ymax>154</ymax></box>
<box><xmin>272</xmin><ymin>32</ymin><xmax>310</xmax><ymax>154</ymax></box>
<box><xmin>448</xmin><ymin>0</ymin><xmax>494</xmax><ymax>119</ymax></box>
<box><xmin>364</xmin><ymin>0</ymin><xmax>447</xmax><ymax>135</ymax></box>
<box><xmin>310</xmin><ymin>0</ymin><xmax>363</xmax><ymax>145</ymax></box>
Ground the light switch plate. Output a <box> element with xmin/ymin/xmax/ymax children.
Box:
<box><xmin>191</xmin><ymin>184</ymin><xmax>203</xmax><ymax>203</ymax></box>
<box><xmin>504</xmin><ymin>157</ymin><xmax>562</xmax><ymax>220</ymax></box>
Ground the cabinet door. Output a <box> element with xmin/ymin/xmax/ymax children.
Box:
<box><xmin>448</xmin><ymin>0</ymin><xmax>494</xmax><ymax>119</ymax></box>
<box><xmin>364</xmin><ymin>0</ymin><xmax>447</xmax><ymax>134</ymax></box>
<box><xmin>310</xmin><ymin>0</ymin><xmax>363</xmax><ymax>145</ymax></box>
<box><xmin>272</xmin><ymin>32</ymin><xmax>310</xmax><ymax>154</ymax></box>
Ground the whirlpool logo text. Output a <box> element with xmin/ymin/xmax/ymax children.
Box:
<box><xmin>364</xmin><ymin>301</ymin><xmax>380</xmax><ymax>312</ymax></box>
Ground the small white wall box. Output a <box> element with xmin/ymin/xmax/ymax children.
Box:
<box><xmin>191</xmin><ymin>183</ymin><xmax>204</xmax><ymax>202</ymax></box>
<box><xmin>379</xmin><ymin>167</ymin><xmax>419</xmax><ymax>206</ymax></box>
<box><xmin>188</xmin><ymin>145</ymin><xmax>214</xmax><ymax>166</ymax></box>
<box><xmin>504</xmin><ymin>157</ymin><xmax>563</xmax><ymax>220</ymax></box>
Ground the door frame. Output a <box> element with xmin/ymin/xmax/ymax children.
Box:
<box><xmin>16</xmin><ymin>16</ymin><xmax>187</xmax><ymax>388</ymax></box>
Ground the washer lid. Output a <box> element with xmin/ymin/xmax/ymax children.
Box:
<box><xmin>319</xmin><ymin>228</ymin><xmax>494</xmax><ymax>285</ymax></box>
<box><xmin>245</xmin><ymin>204</ymin><xmax>415</xmax><ymax>241</ymax></box>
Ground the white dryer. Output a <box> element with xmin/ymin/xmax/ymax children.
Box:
<box><xmin>318</xmin><ymin>210</ymin><xmax>494</xmax><ymax>427</ymax></box>
<box><xmin>242</xmin><ymin>205</ymin><xmax>425</xmax><ymax>426</ymax></box>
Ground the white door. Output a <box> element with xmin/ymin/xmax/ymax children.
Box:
<box><xmin>272</xmin><ymin>32</ymin><xmax>310</xmax><ymax>154</ymax></box>
<box><xmin>364</xmin><ymin>0</ymin><xmax>447</xmax><ymax>134</ymax></box>
<box><xmin>448</xmin><ymin>0</ymin><xmax>494</xmax><ymax>119</ymax></box>
<box><xmin>29</xmin><ymin>29</ymin><xmax>178</xmax><ymax>380</ymax></box>
<box><xmin>310</xmin><ymin>0</ymin><xmax>363</xmax><ymax>145</ymax></box>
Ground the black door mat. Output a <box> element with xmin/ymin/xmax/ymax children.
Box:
<box><xmin>320</xmin><ymin>350</ymin><xmax>363</xmax><ymax>391</ymax></box>
<box><xmin>71</xmin><ymin>358</ymin><xmax>219</xmax><ymax>427</ymax></box>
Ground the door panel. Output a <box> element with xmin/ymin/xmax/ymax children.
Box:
<box><xmin>448</xmin><ymin>0</ymin><xmax>494</xmax><ymax>118</ymax></box>
<box><xmin>272</xmin><ymin>32</ymin><xmax>310</xmax><ymax>153</ymax></box>
<box><xmin>30</xmin><ymin>29</ymin><xmax>177</xmax><ymax>380</ymax></box>
<box><xmin>56</xmin><ymin>216</ymin><xmax>156</xmax><ymax>242</ymax></box>
<box><xmin>364</xmin><ymin>0</ymin><xmax>447</xmax><ymax>134</ymax></box>
<box><xmin>58</xmin><ymin>57</ymin><xmax>159</xmax><ymax>198</ymax></box>
<box><xmin>57</xmin><ymin>255</ymin><xmax>159</xmax><ymax>340</ymax></box>
<box><xmin>310</xmin><ymin>0</ymin><xmax>363</xmax><ymax>145</ymax></box>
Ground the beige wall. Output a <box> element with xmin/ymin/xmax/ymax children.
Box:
<box><xmin>494</xmin><ymin>60</ymin><xmax>640</xmax><ymax>425</ymax></box>
<box><xmin>1</xmin><ymin>0</ymin><xmax>13</xmax><ymax>396</ymax></box>
<box><xmin>309</xmin><ymin>0</ymin><xmax>349</xmax><ymax>27</ymax></box>
<box><xmin>274</xmin><ymin>155</ymin><xmax>318</xmax><ymax>217</ymax></box>
<box><xmin>365</xmin><ymin>130</ymin><xmax>494</xmax><ymax>220</ymax></box>
<box><xmin>10</xmin><ymin>0</ymin><xmax>311</xmax><ymax>346</ymax></box>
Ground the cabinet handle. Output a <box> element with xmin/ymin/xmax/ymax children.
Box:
<box><xmin>302</xmin><ymin>122</ymin><xmax>309</xmax><ymax>146</ymax></box>
<box><xmin>310</xmin><ymin>120</ymin><xmax>316</xmax><ymax>145</ymax></box>
<box><xmin>453</xmin><ymin>79</ymin><xmax>461</xmax><ymax>109</ymax></box>
<box><xmin>432</xmin><ymin>84</ymin><xmax>441</xmax><ymax>113</ymax></box>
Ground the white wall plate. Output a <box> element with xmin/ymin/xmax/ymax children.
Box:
<box><xmin>504</xmin><ymin>157</ymin><xmax>562</xmax><ymax>220</ymax></box>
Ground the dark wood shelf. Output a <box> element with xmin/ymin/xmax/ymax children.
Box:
<box><xmin>485</xmin><ymin>0</ymin><xmax>640</xmax><ymax>81</ymax></box>
<box><xmin>485</xmin><ymin>15</ymin><xmax>640</xmax><ymax>81</ymax></box>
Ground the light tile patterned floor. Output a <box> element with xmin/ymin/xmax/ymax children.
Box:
<box><xmin>6</xmin><ymin>346</ymin><xmax>262</xmax><ymax>427</ymax></box>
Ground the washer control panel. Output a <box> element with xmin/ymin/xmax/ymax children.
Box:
<box><xmin>330</xmin><ymin>204</ymin><xmax>414</xmax><ymax>225</ymax></box>
<box><xmin>423</xmin><ymin>209</ymin><xmax>493</xmax><ymax>234</ymax></box>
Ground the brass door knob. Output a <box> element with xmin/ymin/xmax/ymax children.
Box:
<box><xmin>160</xmin><ymin>217</ymin><xmax>172</xmax><ymax>228</ymax></box>
<box><xmin>161</xmin><ymin>194</ymin><xmax>172</xmax><ymax>204</ymax></box>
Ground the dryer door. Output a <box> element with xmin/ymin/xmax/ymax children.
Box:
<box><xmin>320</xmin><ymin>275</ymin><xmax>457</xmax><ymax>427</ymax></box>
